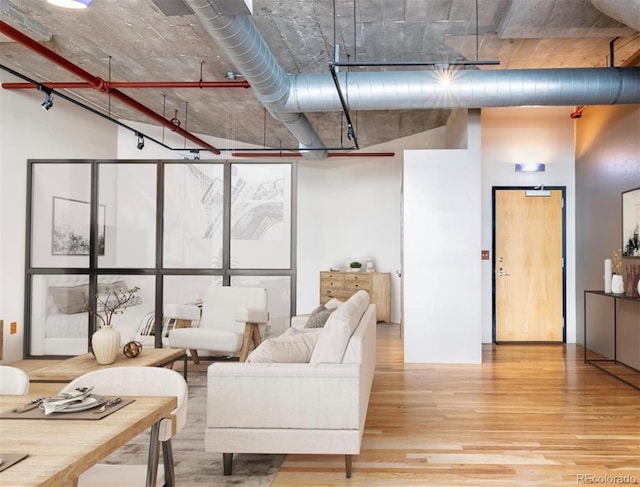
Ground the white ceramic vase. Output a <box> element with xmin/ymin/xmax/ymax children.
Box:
<box><xmin>611</xmin><ymin>274</ymin><xmax>624</xmax><ymax>294</ymax></box>
<box><xmin>91</xmin><ymin>325</ymin><xmax>121</xmax><ymax>365</ymax></box>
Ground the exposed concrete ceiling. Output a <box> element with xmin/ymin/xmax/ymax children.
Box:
<box><xmin>1</xmin><ymin>0</ymin><xmax>639</xmax><ymax>154</ymax></box>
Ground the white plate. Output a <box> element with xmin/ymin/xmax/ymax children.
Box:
<box><xmin>40</xmin><ymin>394</ymin><xmax>107</xmax><ymax>413</ymax></box>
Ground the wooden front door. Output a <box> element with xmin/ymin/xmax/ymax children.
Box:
<box><xmin>494</xmin><ymin>188</ymin><xmax>565</xmax><ymax>342</ymax></box>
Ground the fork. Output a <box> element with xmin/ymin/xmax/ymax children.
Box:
<box><xmin>93</xmin><ymin>397</ymin><xmax>122</xmax><ymax>414</ymax></box>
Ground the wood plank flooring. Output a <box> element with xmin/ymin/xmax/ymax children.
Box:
<box><xmin>271</xmin><ymin>324</ymin><xmax>640</xmax><ymax>486</ymax></box>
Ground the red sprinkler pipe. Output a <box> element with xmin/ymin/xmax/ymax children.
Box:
<box><xmin>0</xmin><ymin>20</ymin><xmax>221</xmax><ymax>154</ymax></box>
<box><xmin>2</xmin><ymin>80</ymin><xmax>251</xmax><ymax>89</ymax></box>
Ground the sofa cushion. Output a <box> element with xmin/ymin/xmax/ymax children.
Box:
<box><xmin>247</xmin><ymin>328</ymin><xmax>321</xmax><ymax>363</ymax></box>
<box><xmin>304</xmin><ymin>306</ymin><xmax>333</xmax><ymax>329</ymax></box>
<box><xmin>310</xmin><ymin>290</ymin><xmax>369</xmax><ymax>364</ymax></box>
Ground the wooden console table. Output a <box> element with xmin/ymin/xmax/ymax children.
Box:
<box><xmin>583</xmin><ymin>290</ymin><xmax>640</xmax><ymax>390</ymax></box>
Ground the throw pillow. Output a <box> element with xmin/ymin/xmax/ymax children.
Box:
<box><xmin>50</xmin><ymin>284</ymin><xmax>89</xmax><ymax>314</ymax></box>
<box><xmin>305</xmin><ymin>307</ymin><xmax>333</xmax><ymax>328</ymax></box>
<box><xmin>247</xmin><ymin>328</ymin><xmax>321</xmax><ymax>363</ymax></box>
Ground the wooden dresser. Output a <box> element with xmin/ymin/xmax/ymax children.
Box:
<box><xmin>320</xmin><ymin>271</ymin><xmax>391</xmax><ymax>322</ymax></box>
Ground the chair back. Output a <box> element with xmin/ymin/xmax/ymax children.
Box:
<box><xmin>59</xmin><ymin>366</ymin><xmax>187</xmax><ymax>441</ymax></box>
<box><xmin>0</xmin><ymin>365</ymin><xmax>30</xmax><ymax>394</ymax></box>
<box><xmin>200</xmin><ymin>286</ymin><xmax>268</xmax><ymax>334</ymax></box>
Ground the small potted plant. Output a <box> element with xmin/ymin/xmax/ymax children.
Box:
<box><xmin>350</xmin><ymin>261</ymin><xmax>362</xmax><ymax>272</ymax></box>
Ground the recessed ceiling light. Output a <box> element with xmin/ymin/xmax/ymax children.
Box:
<box><xmin>47</xmin><ymin>0</ymin><xmax>92</xmax><ymax>9</ymax></box>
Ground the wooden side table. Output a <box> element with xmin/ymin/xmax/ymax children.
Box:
<box><xmin>239</xmin><ymin>322</ymin><xmax>262</xmax><ymax>362</ymax></box>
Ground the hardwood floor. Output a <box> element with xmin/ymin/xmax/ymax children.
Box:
<box><xmin>272</xmin><ymin>324</ymin><xmax>640</xmax><ymax>486</ymax></box>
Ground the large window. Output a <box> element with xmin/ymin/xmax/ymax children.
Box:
<box><xmin>25</xmin><ymin>160</ymin><xmax>296</xmax><ymax>357</ymax></box>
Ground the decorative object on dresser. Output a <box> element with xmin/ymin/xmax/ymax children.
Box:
<box><xmin>320</xmin><ymin>270</ymin><xmax>391</xmax><ymax>322</ymax></box>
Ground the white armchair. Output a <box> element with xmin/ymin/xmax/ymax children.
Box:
<box><xmin>168</xmin><ymin>286</ymin><xmax>269</xmax><ymax>363</ymax></box>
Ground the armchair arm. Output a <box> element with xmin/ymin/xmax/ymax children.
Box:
<box><xmin>164</xmin><ymin>303</ymin><xmax>200</xmax><ymax>321</ymax></box>
<box><xmin>235</xmin><ymin>307</ymin><xmax>269</xmax><ymax>324</ymax></box>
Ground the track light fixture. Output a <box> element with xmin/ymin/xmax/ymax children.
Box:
<box><xmin>136</xmin><ymin>133</ymin><xmax>145</xmax><ymax>150</ymax></box>
<box><xmin>190</xmin><ymin>149</ymin><xmax>201</xmax><ymax>160</ymax></box>
<box><xmin>38</xmin><ymin>85</ymin><xmax>53</xmax><ymax>110</ymax></box>
<box><xmin>346</xmin><ymin>124</ymin><xmax>354</xmax><ymax>141</ymax></box>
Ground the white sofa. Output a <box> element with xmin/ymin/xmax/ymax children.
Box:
<box><xmin>205</xmin><ymin>290</ymin><xmax>377</xmax><ymax>478</ymax></box>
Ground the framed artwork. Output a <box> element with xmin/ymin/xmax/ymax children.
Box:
<box><xmin>52</xmin><ymin>197</ymin><xmax>105</xmax><ymax>255</ymax></box>
<box><xmin>622</xmin><ymin>187</ymin><xmax>640</xmax><ymax>257</ymax></box>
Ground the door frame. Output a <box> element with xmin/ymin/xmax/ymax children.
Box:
<box><xmin>491</xmin><ymin>186</ymin><xmax>567</xmax><ymax>344</ymax></box>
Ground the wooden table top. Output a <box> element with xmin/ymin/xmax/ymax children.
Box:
<box><xmin>0</xmin><ymin>394</ymin><xmax>176</xmax><ymax>487</ymax></box>
<box><xmin>29</xmin><ymin>348</ymin><xmax>186</xmax><ymax>382</ymax></box>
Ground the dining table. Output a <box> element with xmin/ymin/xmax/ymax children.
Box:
<box><xmin>0</xmin><ymin>393</ymin><xmax>176</xmax><ymax>487</ymax></box>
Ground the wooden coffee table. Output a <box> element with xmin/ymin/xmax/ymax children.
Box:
<box><xmin>29</xmin><ymin>347</ymin><xmax>187</xmax><ymax>383</ymax></box>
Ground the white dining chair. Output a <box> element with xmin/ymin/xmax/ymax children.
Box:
<box><xmin>59</xmin><ymin>366</ymin><xmax>188</xmax><ymax>487</ymax></box>
<box><xmin>0</xmin><ymin>365</ymin><xmax>30</xmax><ymax>394</ymax></box>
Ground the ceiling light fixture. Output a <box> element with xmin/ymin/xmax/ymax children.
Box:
<box><xmin>515</xmin><ymin>163</ymin><xmax>546</xmax><ymax>172</ymax></box>
<box><xmin>136</xmin><ymin>133</ymin><xmax>145</xmax><ymax>150</ymax></box>
<box><xmin>47</xmin><ymin>0</ymin><xmax>92</xmax><ymax>8</ymax></box>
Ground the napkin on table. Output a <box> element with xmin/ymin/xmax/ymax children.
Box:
<box><xmin>43</xmin><ymin>388</ymin><xmax>94</xmax><ymax>415</ymax></box>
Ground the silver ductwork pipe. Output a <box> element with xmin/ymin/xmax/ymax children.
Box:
<box><xmin>285</xmin><ymin>68</ymin><xmax>640</xmax><ymax>112</ymax></box>
<box><xmin>184</xmin><ymin>0</ymin><xmax>328</xmax><ymax>160</ymax></box>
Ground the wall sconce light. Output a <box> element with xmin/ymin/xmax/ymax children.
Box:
<box><xmin>515</xmin><ymin>163</ymin><xmax>545</xmax><ymax>172</ymax></box>
<box><xmin>136</xmin><ymin>133</ymin><xmax>145</xmax><ymax>150</ymax></box>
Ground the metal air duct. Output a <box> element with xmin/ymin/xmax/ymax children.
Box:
<box><xmin>184</xmin><ymin>0</ymin><xmax>328</xmax><ymax>160</ymax></box>
<box><xmin>285</xmin><ymin>68</ymin><xmax>640</xmax><ymax>112</ymax></box>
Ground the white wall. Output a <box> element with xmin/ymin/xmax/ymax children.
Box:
<box><xmin>403</xmin><ymin>110</ymin><xmax>483</xmax><ymax>363</ymax></box>
<box><xmin>481</xmin><ymin>107</ymin><xmax>577</xmax><ymax>343</ymax></box>
<box><xmin>0</xmin><ymin>74</ymin><xmax>117</xmax><ymax>363</ymax></box>
<box><xmin>296</xmin><ymin>157</ymin><xmax>402</xmax><ymax>321</ymax></box>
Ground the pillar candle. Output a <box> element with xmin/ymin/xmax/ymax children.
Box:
<box><xmin>604</xmin><ymin>258</ymin><xmax>612</xmax><ymax>293</ymax></box>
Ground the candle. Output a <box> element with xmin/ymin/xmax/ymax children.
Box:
<box><xmin>604</xmin><ymin>258</ymin><xmax>612</xmax><ymax>293</ymax></box>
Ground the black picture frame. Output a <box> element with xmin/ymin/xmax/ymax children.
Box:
<box><xmin>622</xmin><ymin>187</ymin><xmax>640</xmax><ymax>258</ymax></box>
<box><xmin>52</xmin><ymin>196</ymin><xmax>105</xmax><ymax>256</ymax></box>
